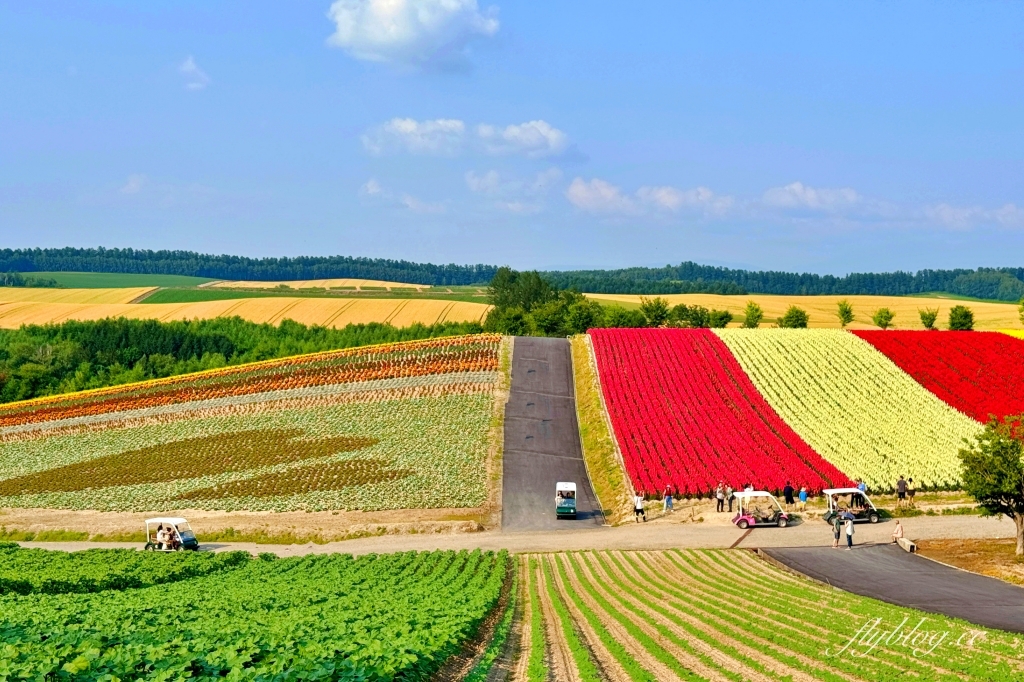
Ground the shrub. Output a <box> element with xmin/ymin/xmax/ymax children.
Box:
<box><xmin>708</xmin><ymin>309</ymin><xmax>733</xmax><ymax>328</ymax></box>
<box><xmin>669</xmin><ymin>304</ymin><xmax>710</xmax><ymax>328</ymax></box>
<box><xmin>871</xmin><ymin>308</ymin><xmax>895</xmax><ymax>329</ymax></box>
<box><xmin>919</xmin><ymin>307</ymin><xmax>939</xmax><ymax>330</ymax></box>
<box><xmin>741</xmin><ymin>301</ymin><xmax>763</xmax><ymax>328</ymax></box>
<box><xmin>948</xmin><ymin>305</ymin><xmax>974</xmax><ymax>331</ymax></box>
<box><xmin>638</xmin><ymin>297</ymin><xmax>670</xmax><ymax>327</ymax></box>
<box><xmin>777</xmin><ymin>306</ymin><xmax>809</xmax><ymax>328</ymax></box>
<box><xmin>836</xmin><ymin>299</ymin><xmax>854</xmax><ymax>328</ymax></box>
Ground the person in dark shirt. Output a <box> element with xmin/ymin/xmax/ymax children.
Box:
<box><xmin>896</xmin><ymin>476</ymin><xmax>907</xmax><ymax>508</ymax></box>
<box><xmin>782</xmin><ymin>481</ymin><xmax>795</xmax><ymax>510</ymax></box>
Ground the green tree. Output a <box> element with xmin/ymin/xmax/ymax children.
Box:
<box><xmin>708</xmin><ymin>309</ymin><xmax>733</xmax><ymax>328</ymax></box>
<box><xmin>486</xmin><ymin>267</ymin><xmax>555</xmax><ymax>312</ymax></box>
<box><xmin>483</xmin><ymin>306</ymin><xmax>535</xmax><ymax>336</ymax></box>
<box><xmin>670</xmin><ymin>304</ymin><xmax>710</xmax><ymax>328</ymax></box>
<box><xmin>836</xmin><ymin>299</ymin><xmax>854</xmax><ymax>328</ymax></box>
<box><xmin>871</xmin><ymin>308</ymin><xmax>895</xmax><ymax>329</ymax></box>
<box><xmin>919</xmin><ymin>307</ymin><xmax>939</xmax><ymax>330</ymax></box>
<box><xmin>564</xmin><ymin>299</ymin><xmax>605</xmax><ymax>335</ymax></box>
<box><xmin>604</xmin><ymin>306</ymin><xmax>647</xmax><ymax>328</ymax></box>
<box><xmin>777</xmin><ymin>306</ymin><xmax>809</xmax><ymax>328</ymax></box>
<box><xmin>639</xmin><ymin>297</ymin><xmax>671</xmax><ymax>327</ymax></box>
<box><xmin>741</xmin><ymin>301</ymin><xmax>763</xmax><ymax>328</ymax></box>
<box><xmin>948</xmin><ymin>305</ymin><xmax>975</xmax><ymax>331</ymax></box>
<box><xmin>959</xmin><ymin>416</ymin><xmax>1024</xmax><ymax>555</ymax></box>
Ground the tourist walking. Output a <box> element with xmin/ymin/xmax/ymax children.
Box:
<box><xmin>798</xmin><ymin>486</ymin><xmax>808</xmax><ymax>511</ymax></box>
<box><xmin>716</xmin><ymin>483</ymin><xmax>725</xmax><ymax>512</ymax></box>
<box><xmin>726</xmin><ymin>485</ymin><xmax>734</xmax><ymax>512</ymax></box>
<box><xmin>907</xmin><ymin>477</ymin><xmax>916</xmax><ymax>507</ymax></box>
<box><xmin>831</xmin><ymin>514</ymin><xmax>842</xmax><ymax>548</ymax></box>
<box><xmin>634</xmin><ymin>492</ymin><xmax>647</xmax><ymax>522</ymax></box>
<box><xmin>845</xmin><ymin>515</ymin><xmax>855</xmax><ymax>550</ymax></box>
<box><xmin>663</xmin><ymin>484</ymin><xmax>674</xmax><ymax>513</ymax></box>
<box><xmin>783</xmin><ymin>481</ymin><xmax>795</xmax><ymax>510</ymax></box>
<box><xmin>896</xmin><ymin>475</ymin><xmax>907</xmax><ymax>508</ymax></box>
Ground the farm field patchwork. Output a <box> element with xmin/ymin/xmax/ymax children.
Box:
<box><xmin>589</xmin><ymin>328</ymin><xmax>850</xmax><ymax>496</ymax></box>
<box><xmin>0</xmin><ymin>296</ymin><xmax>490</xmax><ymax>329</ymax></box>
<box><xmin>854</xmin><ymin>330</ymin><xmax>1024</xmax><ymax>423</ymax></box>
<box><xmin>0</xmin><ymin>547</ymin><xmax>509</xmax><ymax>681</ymax></box>
<box><xmin>584</xmin><ymin>293</ymin><xmax>1024</xmax><ymax>330</ymax></box>
<box><xmin>520</xmin><ymin>549</ymin><xmax>1020</xmax><ymax>682</ymax></box>
<box><xmin>0</xmin><ymin>335</ymin><xmax>504</xmax><ymax>512</ymax></box>
<box><xmin>18</xmin><ymin>272</ymin><xmax>216</xmax><ymax>288</ymax></box>
<box><xmin>715</xmin><ymin>329</ymin><xmax>982</xmax><ymax>490</ymax></box>
<box><xmin>0</xmin><ymin>286</ymin><xmax>155</xmax><ymax>304</ymax></box>
<box><xmin>210</xmin><ymin>278</ymin><xmax>429</xmax><ymax>290</ymax></box>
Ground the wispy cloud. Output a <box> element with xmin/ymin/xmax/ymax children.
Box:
<box><xmin>476</xmin><ymin>120</ymin><xmax>567</xmax><ymax>158</ymax></box>
<box><xmin>358</xmin><ymin>178</ymin><xmax>445</xmax><ymax>213</ymax></box>
<box><xmin>567</xmin><ymin>177</ymin><xmax>733</xmax><ymax>216</ymax></box>
<box><xmin>762</xmin><ymin>181</ymin><xmax>859</xmax><ymax>212</ymax></box>
<box><xmin>119</xmin><ymin>174</ymin><xmax>147</xmax><ymax>195</ymax></box>
<box><xmin>362</xmin><ymin>118</ymin><xmax>573</xmax><ymax>158</ymax></box>
<box><xmin>924</xmin><ymin>202</ymin><xmax>1024</xmax><ymax>229</ymax></box>
<box><xmin>565</xmin><ymin>177</ymin><xmax>634</xmax><ymax>213</ymax></box>
<box><xmin>179</xmin><ymin>56</ymin><xmax>211</xmax><ymax>91</ymax></box>
<box><xmin>362</xmin><ymin>118</ymin><xmax>466</xmax><ymax>155</ymax></box>
<box><xmin>326</xmin><ymin>0</ymin><xmax>499</xmax><ymax>69</ymax></box>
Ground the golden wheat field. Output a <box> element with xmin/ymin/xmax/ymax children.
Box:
<box><xmin>0</xmin><ymin>287</ymin><xmax>155</xmax><ymax>305</ymax></box>
<box><xmin>0</xmin><ymin>297</ymin><xmax>490</xmax><ymax>329</ymax></box>
<box><xmin>585</xmin><ymin>292</ymin><xmax>1024</xmax><ymax>330</ymax></box>
<box><xmin>209</xmin><ymin>278</ymin><xmax>427</xmax><ymax>291</ymax></box>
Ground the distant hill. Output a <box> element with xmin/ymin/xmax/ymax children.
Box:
<box><xmin>4</xmin><ymin>247</ymin><xmax>1024</xmax><ymax>300</ymax></box>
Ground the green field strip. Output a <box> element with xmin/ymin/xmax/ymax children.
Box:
<box><xmin>639</xmin><ymin>551</ymin><xmax>869</xmax><ymax>682</ymax></box>
<box><xmin>525</xmin><ymin>560</ymin><xmax>549</xmax><ymax>682</ymax></box>
<box><xmin>25</xmin><ymin>272</ymin><xmax>216</xmax><ymax>288</ymax></box>
<box><xmin>699</xmin><ymin>550</ymin><xmax>1024</xmax><ymax>678</ymax></box>
<box><xmin>561</xmin><ymin>554</ymin><xmax>709</xmax><ymax>682</ymax></box>
<box><xmin>539</xmin><ymin>557</ymin><xmax>604</xmax><ymax>680</ymax></box>
<box><xmin>667</xmin><ymin>551</ymin><xmax>979</xmax><ymax>682</ymax></box>
<box><xmin>549</xmin><ymin>555</ymin><xmax>662</xmax><ymax>682</ymax></box>
<box><xmin>592</xmin><ymin>552</ymin><xmax>781</xmax><ymax>682</ymax></box>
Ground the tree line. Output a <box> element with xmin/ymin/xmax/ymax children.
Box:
<box><xmin>0</xmin><ymin>317</ymin><xmax>482</xmax><ymax>404</ymax></box>
<box><xmin>6</xmin><ymin>248</ymin><xmax>1024</xmax><ymax>300</ymax></box>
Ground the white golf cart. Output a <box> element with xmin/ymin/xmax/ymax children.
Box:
<box><xmin>556</xmin><ymin>482</ymin><xmax>577</xmax><ymax>519</ymax></box>
<box><xmin>144</xmin><ymin>517</ymin><xmax>200</xmax><ymax>551</ymax></box>
<box><xmin>823</xmin><ymin>488</ymin><xmax>881</xmax><ymax>524</ymax></box>
<box><xmin>732</xmin><ymin>491</ymin><xmax>790</xmax><ymax>529</ymax></box>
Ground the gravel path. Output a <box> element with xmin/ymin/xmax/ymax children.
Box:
<box><xmin>17</xmin><ymin>514</ymin><xmax>1012</xmax><ymax>556</ymax></box>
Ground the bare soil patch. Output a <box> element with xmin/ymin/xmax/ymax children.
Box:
<box><xmin>917</xmin><ymin>538</ymin><xmax>1024</xmax><ymax>586</ymax></box>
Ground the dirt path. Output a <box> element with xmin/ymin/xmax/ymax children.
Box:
<box><xmin>16</xmin><ymin>514</ymin><xmax>1011</xmax><ymax>556</ymax></box>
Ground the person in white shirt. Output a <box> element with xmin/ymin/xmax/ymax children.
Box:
<box><xmin>633</xmin><ymin>493</ymin><xmax>647</xmax><ymax>522</ymax></box>
<box><xmin>156</xmin><ymin>526</ymin><xmax>168</xmax><ymax>550</ymax></box>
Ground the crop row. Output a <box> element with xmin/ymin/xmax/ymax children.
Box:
<box><xmin>521</xmin><ymin>550</ymin><xmax>1021</xmax><ymax>681</ymax></box>
<box><xmin>853</xmin><ymin>330</ymin><xmax>1024</xmax><ymax>424</ymax></box>
<box><xmin>590</xmin><ymin>328</ymin><xmax>850</xmax><ymax>495</ymax></box>
<box><xmin>716</xmin><ymin>329</ymin><xmax>982</xmax><ymax>489</ymax></box>
<box><xmin>0</xmin><ymin>549</ymin><xmax>509</xmax><ymax>681</ymax></box>
<box><xmin>0</xmin><ymin>334</ymin><xmax>500</xmax><ymax>427</ymax></box>
<box><xmin>0</xmin><ymin>543</ymin><xmax>249</xmax><ymax>595</ymax></box>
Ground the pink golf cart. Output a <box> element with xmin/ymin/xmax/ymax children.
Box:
<box><xmin>731</xmin><ymin>490</ymin><xmax>790</xmax><ymax>529</ymax></box>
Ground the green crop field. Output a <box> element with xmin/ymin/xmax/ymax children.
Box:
<box><xmin>140</xmin><ymin>286</ymin><xmax>488</xmax><ymax>304</ymax></box>
<box><xmin>0</xmin><ymin>545</ymin><xmax>509</xmax><ymax>680</ymax></box>
<box><xmin>27</xmin><ymin>272</ymin><xmax>216</xmax><ymax>288</ymax></box>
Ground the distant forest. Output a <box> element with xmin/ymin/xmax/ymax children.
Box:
<box><xmin>4</xmin><ymin>247</ymin><xmax>1024</xmax><ymax>301</ymax></box>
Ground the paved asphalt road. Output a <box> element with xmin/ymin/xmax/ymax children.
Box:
<box><xmin>501</xmin><ymin>337</ymin><xmax>604</xmax><ymax>531</ymax></box>
<box><xmin>764</xmin><ymin>544</ymin><xmax>1024</xmax><ymax>633</ymax></box>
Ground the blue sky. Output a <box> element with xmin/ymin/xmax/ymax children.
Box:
<box><xmin>1</xmin><ymin>1</ymin><xmax>1022</xmax><ymax>274</ymax></box>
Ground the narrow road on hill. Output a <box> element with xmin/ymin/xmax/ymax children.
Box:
<box><xmin>764</xmin><ymin>544</ymin><xmax>1024</xmax><ymax>633</ymax></box>
<box><xmin>501</xmin><ymin>336</ymin><xmax>603</xmax><ymax>531</ymax></box>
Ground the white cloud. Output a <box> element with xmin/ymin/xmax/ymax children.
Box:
<box><xmin>763</xmin><ymin>181</ymin><xmax>859</xmax><ymax>211</ymax></box>
<box><xmin>400</xmin><ymin>194</ymin><xmax>445</xmax><ymax>213</ymax></box>
<box><xmin>497</xmin><ymin>201</ymin><xmax>542</xmax><ymax>214</ymax></box>
<box><xmin>359</xmin><ymin>178</ymin><xmax>384</xmax><ymax>196</ymax></box>
<box><xmin>179</xmin><ymin>56</ymin><xmax>210</xmax><ymax>91</ymax></box>
<box><xmin>326</xmin><ymin>0</ymin><xmax>499</xmax><ymax>67</ymax></box>
<box><xmin>476</xmin><ymin>120</ymin><xmax>567</xmax><ymax>158</ymax></box>
<box><xmin>565</xmin><ymin>177</ymin><xmax>634</xmax><ymax>213</ymax></box>
<box><xmin>924</xmin><ymin>202</ymin><xmax>1024</xmax><ymax>230</ymax></box>
<box><xmin>362</xmin><ymin>117</ymin><xmax>466</xmax><ymax>155</ymax></box>
<box><xmin>119</xmin><ymin>174</ymin><xmax>147</xmax><ymax>194</ymax></box>
<box><xmin>636</xmin><ymin>185</ymin><xmax>733</xmax><ymax>215</ymax></box>
<box><xmin>465</xmin><ymin>170</ymin><xmax>501</xmax><ymax>194</ymax></box>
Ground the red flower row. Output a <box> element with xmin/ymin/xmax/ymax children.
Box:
<box><xmin>853</xmin><ymin>330</ymin><xmax>1024</xmax><ymax>424</ymax></box>
<box><xmin>590</xmin><ymin>328</ymin><xmax>851</xmax><ymax>496</ymax></box>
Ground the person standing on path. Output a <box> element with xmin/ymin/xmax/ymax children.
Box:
<box><xmin>907</xmin><ymin>478</ymin><xmax>916</xmax><ymax>507</ymax></box>
<box><xmin>831</xmin><ymin>514</ymin><xmax>842</xmax><ymax>548</ymax></box>
<box><xmin>726</xmin><ymin>485</ymin><xmax>735</xmax><ymax>512</ymax></box>
<box><xmin>715</xmin><ymin>483</ymin><xmax>725</xmax><ymax>513</ymax></box>
<box><xmin>634</xmin><ymin>492</ymin><xmax>647</xmax><ymax>522</ymax></box>
<box><xmin>845</xmin><ymin>515</ymin><xmax>855</xmax><ymax>550</ymax></box>
<box><xmin>896</xmin><ymin>476</ymin><xmax>907</xmax><ymax>508</ymax></box>
<box><xmin>663</xmin><ymin>485</ymin><xmax>674</xmax><ymax>513</ymax></box>
<box><xmin>798</xmin><ymin>486</ymin><xmax>808</xmax><ymax>511</ymax></box>
<box><xmin>783</xmin><ymin>481</ymin><xmax>795</xmax><ymax>510</ymax></box>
